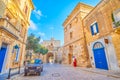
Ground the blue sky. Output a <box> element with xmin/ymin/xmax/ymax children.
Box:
<box><xmin>28</xmin><ymin>0</ymin><xmax>101</xmax><ymax>45</ymax></box>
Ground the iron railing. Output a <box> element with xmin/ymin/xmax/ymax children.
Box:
<box><xmin>7</xmin><ymin>66</ymin><xmax>21</xmax><ymax>79</ymax></box>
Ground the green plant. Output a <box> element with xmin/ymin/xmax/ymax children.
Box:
<box><xmin>115</xmin><ymin>21</ymin><xmax>120</xmax><ymax>27</ymax></box>
<box><xmin>111</xmin><ymin>13</ymin><xmax>115</xmax><ymax>22</ymax></box>
<box><xmin>111</xmin><ymin>13</ymin><xmax>120</xmax><ymax>27</ymax></box>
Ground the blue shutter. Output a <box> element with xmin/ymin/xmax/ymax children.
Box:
<box><xmin>90</xmin><ymin>25</ymin><xmax>94</xmax><ymax>35</ymax></box>
<box><xmin>96</xmin><ymin>22</ymin><xmax>99</xmax><ymax>33</ymax></box>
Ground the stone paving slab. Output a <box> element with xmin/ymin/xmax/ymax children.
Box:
<box><xmin>9</xmin><ymin>64</ymin><xmax>120</xmax><ymax>80</ymax></box>
<box><xmin>78</xmin><ymin>67</ymin><xmax>120</xmax><ymax>78</ymax></box>
<box><xmin>0</xmin><ymin>68</ymin><xmax>24</xmax><ymax>80</ymax></box>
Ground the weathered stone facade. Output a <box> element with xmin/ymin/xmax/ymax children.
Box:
<box><xmin>83</xmin><ymin>0</ymin><xmax>120</xmax><ymax>70</ymax></box>
<box><xmin>63</xmin><ymin>3</ymin><xmax>93</xmax><ymax>67</ymax></box>
<box><xmin>0</xmin><ymin>0</ymin><xmax>34</xmax><ymax>74</ymax></box>
<box><xmin>63</xmin><ymin>0</ymin><xmax>120</xmax><ymax>70</ymax></box>
<box><xmin>41</xmin><ymin>38</ymin><xmax>61</xmax><ymax>63</ymax></box>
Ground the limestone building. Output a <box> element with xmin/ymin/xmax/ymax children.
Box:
<box><xmin>0</xmin><ymin>0</ymin><xmax>34</xmax><ymax>75</ymax></box>
<box><xmin>63</xmin><ymin>3</ymin><xmax>93</xmax><ymax>67</ymax></box>
<box><xmin>41</xmin><ymin>38</ymin><xmax>61</xmax><ymax>63</ymax></box>
<box><xmin>83</xmin><ymin>0</ymin><xmax>120</xmax><ymax>70</ymax></box>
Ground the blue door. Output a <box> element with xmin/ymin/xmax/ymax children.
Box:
<box><xmin>0</xmin><ymin>43</ymin><xmax>7</xmax><ymax>73</ymax></box>
<box><xmin>93</xmin><ymin>42</ymin><xmax>108</xmax><ymax>70</ymax></box>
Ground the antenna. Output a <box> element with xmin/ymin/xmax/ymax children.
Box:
<box><xmin>50</xmin><ymin>27</ymin><xmax>54</xmax><ymax>38</ymax></box>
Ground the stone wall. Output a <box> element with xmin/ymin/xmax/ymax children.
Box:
<box><xmin>63</xmin><ymin>3</ymin><xmax>93</xmax><ymax>67</ymax></box>
<box><xmin>83</xmin><ymin>0</ymin><xmax>120</xmax><ymax>67</ymax></box>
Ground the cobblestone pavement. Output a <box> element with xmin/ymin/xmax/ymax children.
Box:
<box><xmin>13</xmin><ymin>63</ymin><xmax>120</xmax><ymax>80</ymax></box>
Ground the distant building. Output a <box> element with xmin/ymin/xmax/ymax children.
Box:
<box><xmin>63</xmin><ymin>3</ymin><xmax>93</xmax><ymax>67</ymax></box>
<box><xmin>41</xmin><ymin>38</ymin><xmax>61</xmax><ymax>63</ymax></box>
<box><xmin>0</xmin><ymin>0</ymin><xmax>34</xmax><ymax>75</ymax></box>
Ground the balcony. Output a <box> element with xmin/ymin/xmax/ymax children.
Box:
<box><xmin>0</xmin><ymin>18</ymin><xmax>19</xmax><ymax>39</ymax></box>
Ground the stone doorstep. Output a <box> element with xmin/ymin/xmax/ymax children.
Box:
<box><xmin>0</xmin><ymin>73</ymin><xmax>8</xmax><ymax>80</ymax></box>
<box><xmin>62</xmin><ymin>64</ymin><xmax>120</xmax><ymax>78</ymax></box>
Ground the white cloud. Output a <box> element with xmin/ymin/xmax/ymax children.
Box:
<box><xmin>34</xmin><ymin>10</ymin><xmax>42</xmax><ymax>16</ymax></box>
<box><xmin>49</xmin><ymin>27</ymin><xmax>54</xmax><ymax>30</ymax></box>
<box><xmin>29</xmin><ymin>20</ymin><xmax>37</xmax><ymax>30</ymax></box>
<box><xmin>39</xmin><ymin>38</ymin><xmax>43</xmax><ymax>44</ymax></box>
<box><xmin>38</xmin><ymin>32</ymin><xmax>45</xmax><ymax>37</ymax></box>
<box><xmin>38</xmin><ymin>32</ymin><xmax>45</xmax><ymax>44</ymax></box>
<box><xmin>33</xmin><ymin>9</ymin><xmax>42</xmax><ymax>20</ymax></box>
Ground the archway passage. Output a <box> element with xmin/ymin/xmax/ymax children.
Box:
<box><xmin>47</xmin><ymin>52</ymin><xmax>54</xmax><ymax>63</ymax></box>
<box><xmin>93</xmin><ymin>42</ymin><xmax>108</xmax><ymax>70</ymax></box>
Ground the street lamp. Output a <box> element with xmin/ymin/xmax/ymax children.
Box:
<box><xmin>14</xmin><ymin>44</ymin><xmax>19</xmax><ymax>49</ymax></box>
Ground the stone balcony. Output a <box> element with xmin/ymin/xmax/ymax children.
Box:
<box><xmin>0</xmin><ymin>18</ymin><xmax>19</xmax><ymax>39</ymax></box>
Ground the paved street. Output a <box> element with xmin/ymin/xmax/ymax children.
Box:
<box><xmin>11</xmin><ymin>63</ymin><xmax>120</xmax><ymax>80</ymax></box>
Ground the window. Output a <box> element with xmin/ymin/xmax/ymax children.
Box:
<box><xmin>74</xmin><ymin>17</ymin><xmax>78</xmax><ymax>23</ymax></box>
<box><xmin>20</xmin><ymin>24</ymin><xmax>25</xmax><ymax>37</ymax></box>
<box><xmin>70</xmin><ymin>32</ymin><xmax>73</xmax><ymax>39</ymax></box>
<box><xmin>112</xmin><ymin>8</ymin><xmax>120</xmax><ymax>27</ymax></box>
<box><xmin>93</xmin><ymin>42</ymin><xmax>104</xmax><ymax>49</ymax></box>
<box><xmin>69</xmin><ymin>24</ymin><xmax>72</xmax><ymax>29</ymax></box>
<box><xmin>69</xmin><ymin>45</ymin><xmax>73</xmax><ymax>53</ymax></box>
<box><xmin>90</xmin><ymin>22</ymin><xmax>99</xmax><ymax>36</ymax></box>
<box><xmin>15</xmin><ymin>47</ymin><xmax>20</xmax><ymax>61</ymax></box>
<box><xmin>67</xmin><ymin>24</ymin><xmax>72</xmax><ymax>30</ymax></box>
<box><xmin>25</xmin><ymin>6</ymin><xmax>28</xmax><ymax>14</ymax></box>
<box><xmin>12</xmin><ymin>45</ymin><xmax>20</xmax><ymax>62</ymax></box>
<box><xmin>113</xmin><ymin>9</ymin><xmax>120</xmax><ymax>22</ymax></box>
<box><xmin>64</xmin><ymin>28</ymin><xmax>67</xmax><ymax>32</ymax></box>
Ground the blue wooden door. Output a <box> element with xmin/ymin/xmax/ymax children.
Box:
<box><xmin>93</xmin><ymin>48</ymin><xmax>108</xmax><ymax>70</ymax></box>
<box><xmin>0</xmin><ymin>45</ymin><xmax>7</xmax><ymax>73</ymax></box>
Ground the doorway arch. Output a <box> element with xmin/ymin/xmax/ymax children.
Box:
<box><xmin>93</xmin><ymin>42</ymin><xmax>108</xmax><ymax>70</ymax></box>
<box><xmin>46</xmin><ymin>52</ymin><xmax>54</xmax><ymax>63</ymax></box>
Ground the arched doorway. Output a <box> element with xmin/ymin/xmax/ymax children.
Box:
<box><xmin>93</xmin><ymin>42</ymin><xmax>108</xmax><ymax>70</ymax></box>
<box><xmin>46</xmin><ymin>52</ymin><xmax>54</xmax><ymax>63</ymax></box>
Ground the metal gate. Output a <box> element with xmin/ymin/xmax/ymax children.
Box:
<box><xmin>0</xmin><ymin>43</ymin><xmax>7</xmax><ymax>73</ymax></box>
<box><xmin>93</xmin><ymin>42</ymin><xmax>108</xmax><ymax>70</ymax></box>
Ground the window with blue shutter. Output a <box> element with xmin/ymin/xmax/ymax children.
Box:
<box><xmin>90</xmin><ymin>22</ymin><xmax>99</xmax><ymax>36</ymax></box>
<box><xmin>95</xmin><ymin>22</ymin><xmax>99</xmax><ymax>33</ymax></box>
<box><xmin>12</xmin><ymin>45</ymin><xmax>20</xmax><ymax>62</ymax></box>
<box><xmin>90</xmin><ymin>25</ymin><xmax>94</xmax><ymax>35</ymax></box>
<box><xmin>15</xmin><ymin>48</ymin><xmax>20</xmax><ymax>61</ymax></box>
